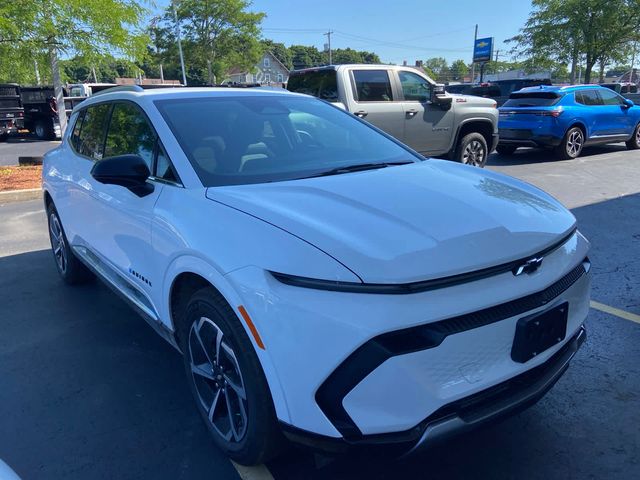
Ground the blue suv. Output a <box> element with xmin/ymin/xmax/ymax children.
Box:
<box><xmin>497</xmin><ymin>85</ymin><xmax>640</xmax><ymax>159</ymax></box>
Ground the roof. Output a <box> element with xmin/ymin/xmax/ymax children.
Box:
<box><xmin>517</xmin><ymin>84</ymin><xmax>609</xmax><ymax>94</ymax></box>
<box><xmin>73</xmin><ymin>85</ymin><xmax>302</xmax><ymax>112</ymax></box>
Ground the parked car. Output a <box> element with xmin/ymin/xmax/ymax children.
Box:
<box><xmin>43</xmin><ymin>85</ymin><xmax>590</xmax><ymax>465</ymax></box>
<box><xmin>20</xmin><ymin>85</ymin><xmax>67</xmax><ymax>140</ymax></box>
<box><xmin>497</xmin><ymin>85</ymin><xmax>640</xmax><ymax>158</ymax></box>
<box><xmin>287</xmin><ymin>65</ymin><xmax>498</xmax><ymax>167</ymax></box>
<box><xmin>446</xmin><ymin>79</ymin><xmax>552</xmax><ymax>106</ymax></box>
<box><xmin>0</xmin><ymin>83</ymin><xmax>24</xmax><ymax>141</ymax></box>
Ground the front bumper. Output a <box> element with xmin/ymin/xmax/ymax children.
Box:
<box><xmin>226</xmin><ymin>232</ymin><xmax>591</xmax><ymax>442</ymax></box>
<box><xmin>282</xmin><ymin>325</ymin><xmax>586</xmax><ymax>455</ymax></box>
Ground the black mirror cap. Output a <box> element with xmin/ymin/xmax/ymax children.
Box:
<box><xmin>90</xmin><ymin>154</ymin><xmax>154</xmax><ymax>197</ymax></box>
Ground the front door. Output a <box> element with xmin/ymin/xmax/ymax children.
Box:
<box><xmin>597</xmin><ymin>88</ymin><xmax>634</xmax><ymax>136</ymax></box>
<box><xmin>396</xmin><ymin>69</ymin><xmax>454</xmax><ymax>155</ymax></box>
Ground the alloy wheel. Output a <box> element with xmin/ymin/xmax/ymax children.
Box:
<box><xmin>188</xmin><ymin>317</ymin><xmax>248</xmax><ymax>443</ymax></box>
<box><xmin>463</xmin><ymin>140</ymin><xmax>486</xmax><ymax>166</ymax></box>
<box><xmin>566</xmin><ymin>130</ymin><xmax>583</xmax><ymax>157</ymax></box>
<box><xmin>636</xmin><ymin>125</ymin><xmax>640</xmax><ymax>145</ymax></box>
<box><xmin>49</xmin><ymin>213</ymin><xmax>67</xmax><ymax>274</ymax></box>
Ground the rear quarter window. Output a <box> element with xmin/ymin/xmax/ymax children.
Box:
<box><xmin>287</xmin><ymin>70</ymin><xmax>339</xmax><ymax>102</ymax></box>
<box><xmin>502</xmin><ymin>92</ymin><xmax>562</xmax><ymax>107</ymax></box>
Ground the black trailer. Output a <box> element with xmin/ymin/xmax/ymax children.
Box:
<box><xmin>0</xmin><ymin>84</ymin><xmax>25</xmax><ymax>141</ymax></box>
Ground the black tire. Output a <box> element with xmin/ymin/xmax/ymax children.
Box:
<box><xmin>179</xmin><ymin>287</ymin><xmax>282</xmax><ymax>465</ymax></box>
<box><xmin>554</xmin><ymin>126</ymin><xmax>584</xmax><ymax>159</ymax></box>
<box><xmin>496</xmin><ymin>144</ymin><xmax>517</xmax><ymax>156</ymax></box>
<box><xmin>46</xmin><ymin>204</ymin><xmax>94</xmax><ymax>284</ymax></box>
<box><xmin>625</xmin><ymin>123</ymin><xmax>640</xmax><ymax>150</ymax></box>
<box><xmin>35</xmin><ymin>121</ymin><xmax>54</xmax><ymax>140</ymax></box>
<box><xmin>454</xmin><ymin>132</ymin><xmax>488</xmax><ymax>167</ymax></box>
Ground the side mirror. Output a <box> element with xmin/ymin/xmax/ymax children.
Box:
<box><xmin>623</xmin><ymin>98</ymin><xmax>634</xmax><ymax>108</ymax></box>
<box><xmin>431</xmin><ymin>86</ymin><xmax>453</xmax><ymax>109</ymax></box>
<box><xmin>91</xmin><ymin>154</ymin><xmax>154</xmax><ymax>197</ymax></box>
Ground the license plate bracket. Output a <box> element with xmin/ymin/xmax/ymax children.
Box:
<box><xmin>511</xmin><ymin>302</ymin><xmax>568</xmax><ymax>363</ymax></box>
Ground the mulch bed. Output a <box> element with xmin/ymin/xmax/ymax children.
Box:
<box><xmin>0</xmin><ymin>166</ymin><xmax>42</xmax><ymax>192</ymax></box>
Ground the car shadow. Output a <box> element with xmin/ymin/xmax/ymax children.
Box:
<box><xmin>488</xmin><ymin>143</ymin><xmax>629</xmax><ymax>166</ymax></box>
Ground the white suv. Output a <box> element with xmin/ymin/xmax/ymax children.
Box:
<box><xmin>43</xmin><ymin>86</ymin><xmax>590</xmax><ymax>465</ymax></box>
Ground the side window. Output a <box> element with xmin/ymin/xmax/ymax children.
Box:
<box><xmin>70</xmin><ymin>110</ymin><xmax>85</xmax><ymax>151</ymax></box>
<box><xmin>598</xmin><ymin>89</ymin><xmax>625</xmax><ymax>106</ymax></box>
<box><xmin>154</xmin><ymin>143</ymin><xmax>180</xmax><ymax>184</ymax></box>
<box><xmin>77</xmin><ymin>104</ymin><xmax>112</xmax><ymax>160</ymax></box>
<box><xmin>104</xmin><ymin>103</ymin><xmax>156</xmax><ymax>168</ymax></box>
<box><xmin>353</xmin><ymin>70</ymin><xmax>394</xmax><ymax>102</ymax></box>
<box><xmin>398</xmin><ymin>71</ymin><xmax>431</xmax><ymax>102</ymax></box>
<box><xmin>575</xmin><ymin>90</ymin><xmax>603</xmax><ymax>106</ymax></box>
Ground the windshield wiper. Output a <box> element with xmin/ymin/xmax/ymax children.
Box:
<box><xmin>301</xmin><ymin>161</ymin><xmax>413</xmax><ymax>179</ymax></box>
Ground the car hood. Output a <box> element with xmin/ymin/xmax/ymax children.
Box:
<box><xmin>205</xmin><ymin>161</ymin><xmax>576</xmax><ymax>283</ymax></box>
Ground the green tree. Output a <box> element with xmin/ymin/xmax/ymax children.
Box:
<box><xmin>449</xmin><ymin>59</ymin><xmax>469</xmax><ymax>81</ymax></box>
<box><xmin>509</xmin><ymin>0</ymin><xmax>640</xmax><ymax>83</ymax></box>
<box><xmin>169</xmin><ymin>0</ymin><xmax>265</xmax><ymax>85</ymax></box>
<box><xmin>423</xmin><ymin>57</ymin><xmax>449</xmax><ymax>82</ymax></box>
<box><xmin>290</xmin><ymin>45</ymin><xmax>323</xmax><ymax>69</ymax></box>
<box><xmin>0</xmin><ymin>0</ymin><xmax>149</xmax><ymax>132</ymax></box>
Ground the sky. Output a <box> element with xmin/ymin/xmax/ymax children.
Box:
<box><xmin>156</xmin><ymin>0</ymin><xmax>533</xmax><ymax>65</ymax></box>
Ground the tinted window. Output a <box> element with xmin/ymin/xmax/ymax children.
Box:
<box><xmin>353</xmin><ymin>70</ymin><xmax>393</xmax><ymax>102</ymax></box>
<box><xmin>155</xmin><ymin>143</ymin><xmax>180</xmax><ymax>183</ymax></box>
<box><xmin>104</xmin><ymin>103</ymin><xmax>156</xmax><ymax>167</ymax></box>
<box><xmin>598</xmin><ymin>88</ymin><xmax>625</xmax><ymax>106</ymax></box>
<box><xmin>286</xmin><ymin>70</ymin><xmax>338</xmax><ymax>102</ymax></box>
<box><xmin>77</xmin><ymin>104</ymin><xmax>111</xmax><ymax>160</ymax></box>
<box><xmin>503</xmin><ymin>92</ymin><xmax>562</xmax><ymax>107</ymax></box>
<box><xmin>575</xmin><ymin>90</ymin><xmax>603</xmax><ymax>106</ymax></box>
<box><xmin>398</xmin><ymin>71</ymin><xmax>430</xmax><ymax>102</ymax></box>
<box><xmin>155</xmin><ymin>95</ymin><xmax>418</xmax><ymax>187</ymax></box>
<box><xmin>70</xmin><ymin>110</ymin><xmax>85</xmax><ymax>151</ymax></box>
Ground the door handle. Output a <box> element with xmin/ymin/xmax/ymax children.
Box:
<box><xmin>354</xmin><ymin>110</ymin><xmax>368</xmax><ymax>118</ymax></box>
<box><xmin>406</xmin><ymin>109</ymin><xmax>419</xmax><ymax>118</ymax></box>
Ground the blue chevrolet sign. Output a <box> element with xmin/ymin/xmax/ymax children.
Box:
<box><xmin>473</xmin><ymin>37</ymin><xmax>494</xmax><ymax>63</ymax></box>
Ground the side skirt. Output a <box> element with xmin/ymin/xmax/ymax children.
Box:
<box><xmin>72</xmin><ymin>245</ymin><xmax>180</xmax><ymax>351</ymax></box>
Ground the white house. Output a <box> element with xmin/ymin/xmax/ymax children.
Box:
<box><xmin>227</xmin><ymin>51</ymin><xmax>290</xmax><ymax>87</ymax></box>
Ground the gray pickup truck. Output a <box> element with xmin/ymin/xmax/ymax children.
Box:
<box><xmin>287</xmin><ymin>64</ymin><xmax>499</xmax><ymax>167</ymax></box>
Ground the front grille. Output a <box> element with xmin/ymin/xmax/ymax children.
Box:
<box><xmin>499</xmin><ymin>128</ymin><xmax>533</xmax><ymax>140</ymax></box>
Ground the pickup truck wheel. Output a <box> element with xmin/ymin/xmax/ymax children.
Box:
<box><xmin>554</xmin><ymin>127</ymin><xmax>584</xmax><ymax>159</ymax></box>
<box><xmin>496</xmin><ymin>144</ymin><xmax>517</xmax><ymax>156</ymax></box>
<box><xmin>180</xmin><ymin>287</ymin><xmax>282</xmax><ymax>466</ymax></box>
<box><xmin>625</xmin><ymin>123</ymin><xmax>640</xmax><ymax>150</ymax></box>
<box><xmin>46</xmin><ymin>204</ymin><xmax>94</xmax><ymax>284</ymax></box>
<box><xmin>455</xmin><ymin>133</ymin><xmax>488</xmax><ymax>167</ymax></box>
<box><xmin>34</xmin><ymin>121</ymin><xmax>54</xmax><ymax>140</ymax></box>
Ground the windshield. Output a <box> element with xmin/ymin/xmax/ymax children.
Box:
<box><xmin>155</xmin><ymin>95</ymin><xmax>419</xmax><ymax>187</ymax></box>
<box><xmin>502</xmin><ymin>91</ymin><xmax>562</xmax><ymax>107</ymax></box>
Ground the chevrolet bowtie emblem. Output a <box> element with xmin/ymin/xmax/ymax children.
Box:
<box><xmin>513</xmin><ymin>257</ymin><xmax>544</xmax><ymax>276</ymax></box>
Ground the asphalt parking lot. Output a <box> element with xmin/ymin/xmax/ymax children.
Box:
<box><xmin>0</xmin><ymin>137</ymin><xmax>60</xmax><ymax>167</ymax></box>
<box><xmin>0</xmin><ymin>141</ymin><xmax>639</xmax><ymax>479</ymax></box>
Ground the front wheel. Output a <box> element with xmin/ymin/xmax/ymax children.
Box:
<box><xmin>180</xmin><ymin>287</ymin><xmax>282</xmax><ymax>465</ymax></box>
<box><xmin>554</xmin><ymin>127</ymin><xmax>584</xmax><ymax>159</ymax></box>
<box><xmin>454</xmin><ymin>133</ymin><xmax>488</xmax><ymax>167</ymax></box>
<box><xmin>46</xmin><ymin>204</ymin><xmax>94</xmax><ymax>284</ymax></box>
<box><xmin>626</xmin><ymin>123</ymin><xmax>640</xmax><ymax>150</ymax></box>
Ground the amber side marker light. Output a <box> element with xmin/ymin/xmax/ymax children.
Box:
<box><xmin>238</xmin><ymin>305</ymin><xmax>266</xmax><ymax>350</ymax></box>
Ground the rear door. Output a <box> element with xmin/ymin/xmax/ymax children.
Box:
<box><xmin>395</xmin><ymin>69</ymin><xmax>453</xmax><ymax>154</ymax></box>
<box><xmin>574</xmin><ymin>89</ymin><xmax>605</xmax><ymax>137</ymax></box>
<box><xmin>348</xmin><ymin>69</ymin><xmax>405</xmax><ymax>141</ymax></box>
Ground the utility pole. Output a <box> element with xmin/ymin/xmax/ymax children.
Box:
<box><xmin>324</xmin><ymin>30</ymin><xmax>333</xmax><ymax>65</ymax></box>
<box><xmin>493</xmin><ymin>49</ymin><xmax>500</xmax><ymax>75</ymax></box>
<box><xmin>471</xmin><ymin>24</ymin><xmax>478</xmax><ymax>82</ymax></box>
<box><xmin>173</xmin><ymin>0</ymin><xmax>188</xmax><ymax>86</ymax></box>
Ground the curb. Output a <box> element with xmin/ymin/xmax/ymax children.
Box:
<box><xmin>18</xmin><ymin>156</ymin><xmax>44</xmax><ymax>166</ymax></box>
<box><xmin>0</xmin><ymin>188</ymin><xmax>42</xmax><ymax>204</ymax></box>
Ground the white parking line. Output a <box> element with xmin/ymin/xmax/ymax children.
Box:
<box><xmin>231</xmin><ymin>461</ymin><xmax>275</xmax><ymax>480</ymax></box>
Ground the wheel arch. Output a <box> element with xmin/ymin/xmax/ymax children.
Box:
<box><xmin>452</xmin><ymin>119</ymin><xmax>495</xmax><ymax>155</ymax></box>
<box><xmin>164</xmin><ymin>255</ymin><xmax>291</xmax><ymax>424</ymax></box>
<box><xmin>566</xmin><ymin>120</ymin><xmax>588</xmax><ymax>139</ymax></box>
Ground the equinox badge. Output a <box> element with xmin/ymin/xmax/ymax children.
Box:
<box><xmin>513</xmin><ymin>257</ymin><xmax>544</xmax><ymax>276</ymax></box>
